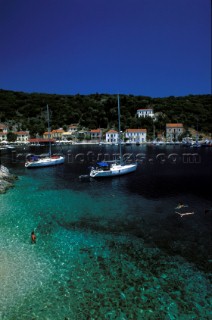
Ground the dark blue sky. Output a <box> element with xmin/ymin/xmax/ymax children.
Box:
<box><xmin>0</xmin><ymin>0</ymin><xmax>211</xmax><ymax>97</ymax></box>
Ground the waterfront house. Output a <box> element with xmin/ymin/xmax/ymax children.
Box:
<box><xmin>166</xmin><ymin>123</ymin><xmax>184</xmax><ymax>142</ymax></box>
<box><xmin>43</xmin><ymin>131</ymin><xmax>52</xmax><ymax>139</ymax></box>
<box><xmin>137</xmin><ymin>108</ymin><xmax>154</xmax><ymax>118</ymax></box>
<box><xmin>66</xmin><ymin>124</ymin><xmax>79</xmax><ymax>141</ymax></box>
<box><xmin>77</xmin><ymin>130</ymin><xmax>90</xmax><ymax>141</ymax></box>
<box><xmin>106</xmin><ymin>130</ymin><xmax>118</xmax><ymax>143</ymax></box>
<box><xmin>0</xmin><ymin>132</ymin><xmax>7</xmax><ymax>142</ymax></box>
<box><xmin>15</xmin><ymin>131</ymin><xmax>30</xmax><ymax>143</ymax></box>
<box><xmin>0</xmin><ymin>123</ymin><xmax>8</xmax><ymax>142</ymax></box>
<box><xmin>61</xmin><ymin>132</ymin><xmax>73</xmax><ymax>141</ymax></box>
<box><xmin>51</xmin><ymin>129</ymin><xmax>64</xmax><ymax>140</ymax></box>
<box><xmin>68</xmin><ymin>124</ymin><xmax>78</xmax><ymax>133</ymax></box>
<box><xmin>125</xmin><ymin>129</ymin><xmax>147</xmax><ymax>143</ymax></box>
<box><xmin>90</xmin><ymin>129</ymin><xmax>102</xmax><ymax>142</ymax></box>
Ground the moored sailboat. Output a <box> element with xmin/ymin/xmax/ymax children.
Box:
<box><xmin>25</xmin><ymin>105</ymin><xmax>65</xmax><ymax>168</ymax></box>
<box><xmin>90</xmin><ymin>95</ymin><xmax>137</xmax><ymax>178</ymax></box>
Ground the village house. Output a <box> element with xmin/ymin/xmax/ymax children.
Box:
<box><xmin>137</xmin><ymin>108</ymin><xmax>154</xmax><ymax>118</ymax></box>
<box><xmin>15</xmin><ymin>131</ymin><xmax>30</xmax><ymax>143</ymax></box>
<box><xmin>61</xmin><ymin>132</ymin><xmax>73</xmax><ymax>140</ymax></box>
<box><xmin>77</xmin><ymin>129</ymin><xmax>90</xmax><ymax>140</ymax></box>
<box><xmin>43</xmin><ymin>131</ymin><xmax>52</xmax><ymax>139</ymax></box>
<box><xmin>125</xmin><ymin>129</ymin><xmax>147</xmax><ymax>143</ymax></box>
<box><xmin>0</xmin><ymin>132</ymin><xmax>7</xmax><ymax>142</ymax></box>
<box><xmin>43</xmin><ymin>129</ymin><xmax>64</xmax><ymax>140</ymax></box>
<box><xmin>68</xmin><ymin>124</ymin><xmax>78</xmax><ymax>133</ymax></box>
<box><xmin>0</xmin><ymin>124</ymin><xmax>30</xmax><ymax>143</ymax></box>
<box><xmin>166</xmin><ymin>123</ymin><xmax>184</xmax><ymax>142</ymax></box>
<box><xmin>0</xmin><ymin>123</ymin><xmax>8</xmax><ymax>142</ymax></box>
<box><xmin>51</xmin><ymin>129</ymin><xmax>64</xmax><ymax>140</ymax></box>
<box><xmin>106</xmin><ymin>129</ymin><xmax>118</xmax><ymax>143</ymax></box>
<box><xmin>64</xmin><ymin>124</ymin><xmax>79</xmax><ymax>140</ymax></box>
<box><xmin>90</xmin><ymin>129</ymin><xmax>102</xmax><ymax>142</ymax></box>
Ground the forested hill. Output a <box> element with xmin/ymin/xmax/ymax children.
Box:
<box><xmin>0</xmin><ymin>89</ymin><xmax>211</xmax><ymax>137</ymax></box>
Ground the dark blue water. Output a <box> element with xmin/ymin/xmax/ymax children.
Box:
<box><xmin>0</xmin><ymin>144</ymin><xmax>211</xmax><ymax>319</ymax></box>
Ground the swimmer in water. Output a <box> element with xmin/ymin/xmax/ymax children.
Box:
<box><xmin>31</xmin><ymin>231</ymin><xmax>36</xmax><ymax>244</ymax></box>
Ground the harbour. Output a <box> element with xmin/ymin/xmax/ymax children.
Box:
<box><xmin>0</xmin><ymin>144</ymin><xmax>211</xmax><ymax>319</ymax></box>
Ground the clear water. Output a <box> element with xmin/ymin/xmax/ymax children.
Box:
<box><xmin>0</xmin><ymin>145</ymin><xmax>211</xmax><ymax>319</ymax></box>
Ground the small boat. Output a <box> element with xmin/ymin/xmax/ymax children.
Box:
<box><xmin>25</xmin><ymin>105</ymin><xmax>65</xmax><ymax>168</ymax></box>
<box><xmin>90</xmin><ymin>95</ymin><xmax>137</xmax><ymax>178</ymax></box>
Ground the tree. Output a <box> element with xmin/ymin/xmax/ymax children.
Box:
<box><xmin>7</xmin><ymin>132</ymin><xmax>17</xmax><ymax>142</ymax></box>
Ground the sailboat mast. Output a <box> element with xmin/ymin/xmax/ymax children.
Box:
<box><xmin>196</xmin><ymin>118</ymin><xmax>198</xmax><ymax>143</ymax></box>
<box><xmin>117</xmin><ymin>95</ymin><xmax>122</xmax><ymax>162</ymax></box>
<box><xmin>47</xmin><ymin>104</ymin><xmax>51</xmax><ymax>157</ymax></box>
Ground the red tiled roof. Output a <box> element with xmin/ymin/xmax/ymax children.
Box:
<box><xmin>15</xmin><ymin>131</ymin><xmax>29</xmax><ymax>135</ymax></box>
<box><xmin>90</xmin><ymin>129</ymin><xmax>101</xmax><ymax>133</ymax></box>
<box><xmin>126</xmin><ymin>129</ymin><xmax>147</xmax><ymax>133</ymax></box>
<box><xmin>166</xmin><ymin>123</ymin><xmax>183</xmax><ymax>128</ymax></box>
<box><xmin>52</xmin><ymin>129</ymin><xmax>64</xmax><ymax>133</ymax></box>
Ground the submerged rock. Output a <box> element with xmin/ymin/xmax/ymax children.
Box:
<box><xmin>0</xmin><ymin>165</ymin><xmax>17</xmax><ymax>194</ymax></box>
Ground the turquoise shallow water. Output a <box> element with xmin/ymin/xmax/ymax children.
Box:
<box><xmin>0</xmin><ymin>145</ymin><xmax>211</xmax><ymax>319</ymax></box>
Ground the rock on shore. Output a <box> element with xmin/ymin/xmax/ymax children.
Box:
<box><xmin>0</xmin><ymin>165</ymin><xmax>17</xmax><ymax>194</ymax></box>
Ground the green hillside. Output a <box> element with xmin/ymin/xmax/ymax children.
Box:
<box><xmin>0</xmin><ymin>89</ymin><xmax>211</xmax><ymax>139</ymax></box>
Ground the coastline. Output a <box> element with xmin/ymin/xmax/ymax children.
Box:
<box><xmin>0</xmin><ymin>165</ymin><xmax>17</xmax><ymax>194</ymax></box>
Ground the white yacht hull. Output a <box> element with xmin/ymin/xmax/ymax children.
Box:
<box><xmin>90</xmin><ymin>163</ymin><xmax>137</xmax><ymax>178</ymax></box>
<box><xmin>25</xmin><ymin>156</ymin><xmax>64</xmax><ymax>168</ymax></box>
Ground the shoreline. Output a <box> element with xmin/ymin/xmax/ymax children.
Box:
<box><xmin>0</xmin><ymin>165</ymin><xmax>17</xmax><ymax>194</ymax></box>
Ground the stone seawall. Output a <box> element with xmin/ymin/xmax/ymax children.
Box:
<box><xmin>0</xmin><ymin>165</ymin><xmax>17</xmax><ymax>194</ymax></box>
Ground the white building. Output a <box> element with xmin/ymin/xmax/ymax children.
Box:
<box><xmin>106</xmin><ymin>130</ymin><xmax>118</xmax><ymax>143</ymax></box>
<box><xmin>0</xmin><ymin>132</ymin><xmax>7</xmax><ymax>142</ymax></box>
<box><xmin>137</xmin><ymin>108</ymin><xmax>154</xmax><ymax>118</ymax></box>
<box><xmin>125</xmin><ymin>129</ymin><xmax>147</xmax><ymax>143</ymax></box>
<box><xmin>68</xmin><ymin>124</ymin><xmax>78</xmax><ymax>133</ymax></box>
<box><xmin>15</xmin><ymin>131</ymin><xmax>30</xmax><ymax>143</ymax></box>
